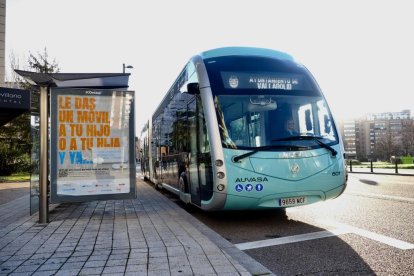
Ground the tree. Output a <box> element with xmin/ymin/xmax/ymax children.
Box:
<box><xmin>0</xmin><ymin>48</ymin><xmax>59</xmax><ymax>176</ymax></box>
<box><xmin>374</xmin><ymin>130</ymin><xmax>392</xmax><ymax>161</ymax></box>
<box><xmin>374</xmin><ymin>126</ymin><xmax>404</xmax><ymax>162</ymax></box>
<box><xmin>8</xmin><ymin>47</ymin><xmax>60</xmax><ymax>90</ymax></box>
<box><xmin>0</xmin><ymin>114</ymin><xmax>31</xmax><ymax>175</ymax></box>
<box><xmin>27</xmin><ymin>47</ymin><xmax>60</xmax><ymax>74</ymax></box>
<box><xmin>401</xmin><ymin>121</ymin><xmax>414</xmax><ymax>156</ymax></box>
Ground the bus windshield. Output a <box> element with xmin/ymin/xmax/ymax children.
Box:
<box><xmin>215</xmin><ymin>94</ymin><xmax>338</xmax><ymax>150</ymax></box>
<box><xmin>204</xmin><ymin>55</ymin><xmax>339</xmax><ymax>150</ymax></box>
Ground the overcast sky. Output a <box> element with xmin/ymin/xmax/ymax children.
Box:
<box><xmin>6</xmin><ymin>0</ymin><xmax>414</xmax><ymax>132</ymax></box>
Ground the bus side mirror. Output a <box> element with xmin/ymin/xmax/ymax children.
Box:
<box><xmin>187</xmin><ymin>83</ymin><xmax>200</xmax><ymax>95</ymax></box>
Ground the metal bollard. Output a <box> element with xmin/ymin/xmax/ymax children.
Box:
<box><xmin>350</xmin><ymin>160</ymin><xmax>353</xmax><ymax>172</ymax></box>
<box><xmin>395</xmin><ymin>162</ymin><xmax>398</xmax><ymax>174</ymax></box>
<box><xmin>370</xmin><ymin>160</ymin><xmax>373</xmax><ymax>173</ymax></box>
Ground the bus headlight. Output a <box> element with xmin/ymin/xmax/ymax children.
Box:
<box><xmin>217</xmin><ymin>172</ymin><xmax>225</xmax><ymax>179</ymax></box>
<box><xmin>217</xmin><ymin>184</ymin><xmax>225</xmax><ymax>191</ymax></box>
<box><xmin>215</xmin><ymin>159</ymin><xmax>224</xmax><ymax>167</ymax></box>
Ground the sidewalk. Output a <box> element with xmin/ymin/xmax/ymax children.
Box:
<box><xmin>0</xmin><ymin>178</ymin><xmax>273</xmax><ymax>276</ymax></box>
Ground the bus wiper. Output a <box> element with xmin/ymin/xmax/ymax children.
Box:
<box><xmin>274</xmin><ymin>135</ymin><xmax>337</xmax><ymax>156</ymax></box>
<box><xmin>232</xmin><ymin>145</ymin><xmax>310</xmax><ymax>163</ymax></box>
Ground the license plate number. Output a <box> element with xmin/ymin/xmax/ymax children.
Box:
<box><xmin>279</xmin><ymin>196</ymin><xmax>307</xmax><ymax>207</ymax></box>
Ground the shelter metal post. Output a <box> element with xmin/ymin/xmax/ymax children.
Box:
<box><xmin>39</xmin><ymin>85</ymin><xmax>49</xmax><ymax>223</ymax></box>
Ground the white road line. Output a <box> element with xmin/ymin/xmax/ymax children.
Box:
<box><xmin>347</xmin><ymin>192</ymin><xmax>414</xmax><ymax>204</ymax></box>
<box><xmin>235</xmin><ymin>221</ymin><xmax>414</xmax><ymax>251</ymax></box>
<box><xmin>320</xmin><ymin>220</ymin><xmax>414</xmax><ymax>250</ymax></box>
<box><xmin>235</xmin><ymin>228</ymin><xmax>350</xmax><ymax>251</ymax></box>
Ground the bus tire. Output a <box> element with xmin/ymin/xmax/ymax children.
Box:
<box><xmin>179</xmin><ymin>173</ymin><xmax>191</xmax><ymax>204</ymax></box>
<box><xmin>179</xmin><ymin>173</ymin><xmax>189</xmax><ymax>193</ymax></box>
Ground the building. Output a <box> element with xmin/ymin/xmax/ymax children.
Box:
<box><xmin>340</xmin><ymin>120</ymin><xmax>357</xmax><ymax>159</ymax></box>
<box><xmin>366</xmin><ymin>110</ymin><xmax>411</xmax><ymax>120</ymax></box>
<box><xmin>340</xmin><ymin>110</ymin><xmax>413</xmax><ymax>161</ymax></box>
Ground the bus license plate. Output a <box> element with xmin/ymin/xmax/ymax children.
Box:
<box><xmin>279</xmin><ymin>196</ymin><xmax>307</xmax><ymax>207</ymax></box>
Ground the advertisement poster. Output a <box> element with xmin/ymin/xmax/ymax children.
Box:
<box><xmin>50</xmin><ymin>88</ymin><xmax>135</xmax><ymax>203</ymax></box>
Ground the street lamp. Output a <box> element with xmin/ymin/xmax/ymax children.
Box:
<box><xmin>123</xmin><ymin>63</ymin><xmax>133</xmax><ymax>73</ymax></box>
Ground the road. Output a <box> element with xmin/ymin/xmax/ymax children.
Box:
<box><xmin>0</xmin><ymin>181</ymin><xmax>29</xmax><ymax>205</ymax></box>
<box><xmin>168</xmin><ymin>173</ymin><xmax>414</xmax><ymax>275</ymax></box>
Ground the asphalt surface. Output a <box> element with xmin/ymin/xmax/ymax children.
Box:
<box><xmin>176</xmin><ymin>173</ymin><xmax>414</xmax><ymax>275</ymax></box>
<box><xmin>0</xmin><ymin>181</ymin><xmax>29</xmax><ymax>205</ymax></box>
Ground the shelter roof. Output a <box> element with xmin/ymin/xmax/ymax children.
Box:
<box><xmin>14</xmin><ymin>70</ymin><xmax>130</xmax><ymax>88</ymax></box>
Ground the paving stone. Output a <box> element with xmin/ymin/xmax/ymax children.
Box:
<box><xmin>66</xmin><ymin>255</ymin><xmax>89</xmax><ymax>263</ymax></box>
<box><xmin>54</xmin><ymin>268</ymin><xmax>81</xmax><ymax>275</ymax></box>
<box><xmin>22</xmin><ymin>258</ymin><xmax>46</xmax><ymax>266</ymax></box>
<box><xmin>108</xmin><ymin>253</ymin><xmax>129</xmax><ymax>261</ymax></box>
<box><xmin>71</xmin><ymin>250</ymin><xmax>92</xmax><ymax>257</ymax></box>
<box><xmin>32</xmin><ymin>270</ymin><xmax>58</xmax><ymax>276</ymax></box>
<box><xmin>148</xmin><ymin>269</ymin><xmax>170</xmax><ymax>276</ymax></box>
<box><xmin>37</xmin><ymin>263</ymin><xmax>62</xmax><ymax>271</ymax></box>
<box><xmin>60</xmin><ymin>261</ymin><xmax>85</xmax><ymax>270</ymax></box>
<box><xmin>102</xmin><ymin>265</ymin><xmax>125</xmax><ymax>274</ymax></box>
<box><xmin>30</xmin><ymin>253</ymin><xmax>53</xmax><ymax>260</ymax></box>
<box><xmin>83</xmin><ymin>260</ymin><xmax>106</xmax><ymax>268</ymax></box>
<box><xmin>13</xmin><ymin>264</ymin><xmax>40</xmax><ymax>273</ymax></box>
<box><xmin>44</xmin><ymin>258</ymin><xmax>67</xmax><ymax>265</ymax></box>
<box><xmin>7</xmin><ymin>254</ymin><xmax>32</xmax><ymax>262</ymax></box>
<box><xmin>79</xmin><ymin>266</ymin><xmax>104</xmax><ymax>275</ymax></box>
<box><xmin>170</xmin><ymin>266</ymin><xmax>193</xmax><ymax>276</ymax></box>
<box><xmin>0</xmin><ymin>260</ymin><xmax>25</xmax><ymax>267</ymax></box>
<box><xmin>125</xmin><ymin>264</ymin><xmax>146</xmax><ymax>272</ymax></box>
<box><xmin>87</xmin><ymin>254</ymin><xmax>109</xmax><ymax>262</ymax></box>
<box><xmin>106</xmin><ymin>258</ymin><xmax>127</xmax><ymax>267</ymax></box>
<box><xmin>0</xmin><ymin>179</ymin><xmax>269</xmax><ymax>276</ymax></box>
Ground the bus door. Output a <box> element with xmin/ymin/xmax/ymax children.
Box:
<box><xmin>187</xmin><ymin>99</ymin><xmax>201</xmax><ymax>206</ymax></box>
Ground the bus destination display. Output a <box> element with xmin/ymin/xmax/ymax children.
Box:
<box><xmin>221</xmin><ymin>72</ymin><xmax>308</xmax><ymax>91</ymax></box>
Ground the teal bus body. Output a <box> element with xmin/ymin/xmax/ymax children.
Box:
<box><xmin>140</xmin><ymin>47</ymin><xmax>347</xmax><ymax>211</ymax></box>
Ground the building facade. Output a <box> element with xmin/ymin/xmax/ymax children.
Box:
<box><xmin>340</xmin><ymin>110</ymin><xmax>413</xmax><ymax>161</ymax></box>
<box><xmin>341</xmin><ymin>120</ymin><xmax>357</xmax><ymax>159</ymax></box>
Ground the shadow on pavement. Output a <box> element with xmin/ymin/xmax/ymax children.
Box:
<box><xmin>359</xmin><ymin>179</ymin><xmax>379</xmax><ymax>185</ymax></box>
<box><xmin>157</xmin><ymin>185</ymin><xmax>375</xmax><ymax>275</ymax></box>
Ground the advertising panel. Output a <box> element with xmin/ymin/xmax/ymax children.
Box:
<box><xmin>50</xmin><ymin>88</ymin><xmax>135</xmax><ymax>202</ymax></box>
<box><xmin>0</xmin><ymin>87</ymin><xmax>31</xmax><ymax>110</ymax></box>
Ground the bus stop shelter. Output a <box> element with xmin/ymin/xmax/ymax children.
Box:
<box><xmin>14</xmin><ymin>70</ymin><xmax>133</xmax><ymax>224</ymax></box>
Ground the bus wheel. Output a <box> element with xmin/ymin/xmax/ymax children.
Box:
<box><xmin>154</xmin><ymin>182</ymin><xmax>161</xmax><ymax>190</ymax></box>
<box><xmin>179</xmin><ymin>173</ymin><xmax>189</xmax><ymax>193</ymax></box>
<box><xmin>179</xmin><ymin>174</ymin><xmax>191</xmax><ymax>204</ymax></box>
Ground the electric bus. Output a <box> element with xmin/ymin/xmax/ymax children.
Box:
<box><xmin>140</xmin><ymin>47</ymin><xmax>347</xmax><ymax>211</ymax></box>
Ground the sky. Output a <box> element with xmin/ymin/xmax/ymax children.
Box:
<box><xmin>6</xmin><ymin>0</ymin><xmax>414</xmax><ymax>133</ymax></box>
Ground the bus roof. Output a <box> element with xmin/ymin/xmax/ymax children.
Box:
<box><xmin>200</xmin><ymin>47</ymin><xmax>294</xmax><ymax>61</ymax></box>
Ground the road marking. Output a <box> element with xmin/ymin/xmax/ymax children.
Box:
<box><xmin>347</xmin><ymin>192</ymin><xmax>414</xmax><ymax>204</ymax></box>
<box><xmin>235</xmin><ymin>221</ymin><xmax>414</xmax><ymax>251</ymax></box>
<box><xmin>320</xmin><ymin>220</ymin><xmax>414</xmax><ymax>250</ymax></box>
<box><xmin>235</xmin><ymin>228</ymin><xmax>350</xmax><ymax>250</ymax></box>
